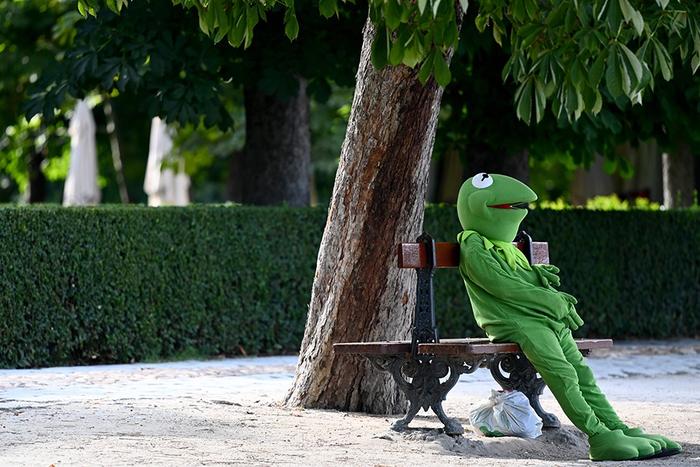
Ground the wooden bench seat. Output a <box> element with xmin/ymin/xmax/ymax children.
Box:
<box><xmin>334</xmin><ymin>338</ymin><xmax>613</xmax><ymax>357</ymax></box>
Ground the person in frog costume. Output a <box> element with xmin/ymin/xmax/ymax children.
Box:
<box><xmin>457</xmin><ymin>172</ymin><xmax>681</xmax><ymax>461</ymax></box>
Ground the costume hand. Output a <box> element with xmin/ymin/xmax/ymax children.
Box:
<box><xmin>564</xmin><ymin>302</ymin><xmax>584</xmax><ymax>330</ymax></box>
<box><xmin>533</xmin><ymin>264</ymin><xmax>561</xmax><ymax>287</ymax></box>
<box><xmin>558</xmin><ymin>291</ymin><xmax>578</xmax><ymax>305</ymax></box>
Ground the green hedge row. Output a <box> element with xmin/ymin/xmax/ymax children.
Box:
<box><xmin>0</xmin><ymin>206</ymin><xmax>325</xmax><ymax>368</ymax></box>
<box><xmin>1</xmin><ymin>206</ymin><xmax>698</xmax><ymax>368</ymax></box>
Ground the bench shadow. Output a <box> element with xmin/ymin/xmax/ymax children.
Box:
<box><xmin>395</xmin><ymin>423</ymin><xmax>587</xmax><ymax>462</ymax></box>
<box><xmin>391</xmin><ymin>420</ymin><xmax>700</xmax><ymax>464</ymax></box>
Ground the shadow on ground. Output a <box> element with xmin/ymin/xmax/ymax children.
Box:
<box><xmin>395</xmin><ymin>423</ymin><xmax>699</xmax><ymax>465</ymax></box>
<box><xmin>398</xmin><ymin>425</ymin><xmax>588</xmax><ymax>462</ymax></box>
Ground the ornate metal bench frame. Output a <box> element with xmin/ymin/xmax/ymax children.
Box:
<box><xmin>367</xmin><ymin>350</ymin><xmax>562</xmax><ymax>435</ymax></box>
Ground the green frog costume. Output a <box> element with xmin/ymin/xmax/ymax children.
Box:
<box><xmin>456</xmin><ymin>173</ymin><xmax>681</xmax><ymax>461</ymax></box>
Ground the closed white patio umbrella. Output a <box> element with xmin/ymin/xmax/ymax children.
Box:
<box><xmin>63</xmin><ymin>100</ymin><xmax>100</xmax><ymax>206</ymax></box>
<box><xmin>173</xmin><ymin>158</ymin><xmax>190</xmax><ymax>206</ymax></box>
<box><xmin>144</xmin><ymin>117</ymin><xmax>189</xmax><ymax>206</ymax></box>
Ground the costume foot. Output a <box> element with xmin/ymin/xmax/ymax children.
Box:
<box><xmin>623</xmin><ymin>427</ymin><xmax>682</xmax><ymax>456</ymax></box>
<box><xmin>589</xmin><ymin>429</ymin><xmax>662</xmax><ymax>461</ymax></box>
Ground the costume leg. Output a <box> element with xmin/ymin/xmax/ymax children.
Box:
<box><xmin>509</xmin><ymin>325</ymin><xmax>607</xmax><ymax>436</ymax></box>
<box><xmin>558</xmin><ymin>328</ymin><xmax>681</xmax><ymax>455</ymax></box>
<box><xmin>509</xmin><ymin>324</ymin><xmax>661</xmax><ymax>460</ymax></box>
<box><xmin>556</xmin><ymin>328</ymin><xmax>626</xmax><ymax>430</ymax></box>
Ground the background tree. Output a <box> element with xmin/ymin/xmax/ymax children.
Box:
<box><xmin>230</xmin><ymin>5</ymin><xmax>362</xmax><ymax>205</ymax></box>
<box><xmin>30</xmin><ymin>0</ymin><xmax>363</xmax><ymax>206</ymax></box>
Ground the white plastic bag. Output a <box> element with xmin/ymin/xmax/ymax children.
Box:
<box><xmin>469</xmin><ymin>390</ymin><xmax>543</xmax><ymax>438</ymax></box>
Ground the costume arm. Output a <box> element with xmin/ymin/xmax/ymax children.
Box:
<box><xmin>459</xmin><ymin>236</ymin><xmax>568</xmax><ymax>321</ymax></box>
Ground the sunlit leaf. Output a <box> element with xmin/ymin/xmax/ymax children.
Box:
<box><xmin>284</xmin><ymin>10</ymin><xmax>298</xmax><ymax>41</ymax></box>
<box><xmin>619</xmin><ymin>43</ymin><xmax>642</xmax><ymax>86</ymax></box>
<box><xmin>319</xmin><ymin>0</ymin><xmax>337</xmax><ymax>18</ymax></box>
<box><xmin>433</xmin><ymin>52</ymin><xmax>451</xmax><ymax>86</ymax></box>
<box><xmin>515</xmin><ymin>79</ymin><xmax>533</xmax><ymax>124</ymax></box>
<box><xmin>417</xmin><ymin>50</ymin><xmax>434</xmax><ymax>84</ymax></box>
<box><xmin>431</xmin><ymin>0</ymin><xmax>441</xmax><ymax>18</ymax></box>
<box><xmin>459</xmin><ymin>0</ymin><xmax>468</xmax><ymax>14</ymax></box>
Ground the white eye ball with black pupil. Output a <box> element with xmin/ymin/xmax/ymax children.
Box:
<box><xmin>472</xmin><ymin>173</ymin><xmax>493</xmax><ymax>189</ymax></box>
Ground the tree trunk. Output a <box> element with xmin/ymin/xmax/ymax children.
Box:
<box><xmin>570</xmin><ymin>154</ymin><xmax>615</xmax><ymax>205</ymax></box>
<box><xmin>103</xmin><ymin>98</ymin><xmax>130</xmax><ymax>203</ymax></box>
<box><xmin>663</xmin><ymin>143</ymin><xmax>696</xmax><ymax>208</ymax></box>
<box><xmin>26</xmin><ymin>147</ymin><xmax>46</xmax><ymax>203</ymax></box>
<box><xmin>429</xmin><ymin>148</ymin><xmax>530</xmax><ymax>203</ymax></box>
<box><xmin>616</xmin><ymin>140</ymin><xmax>663</xmax><ymax>203</ymax></box>
<box><xmin>285</xmin><ymin>18</ymin><xmax>456</xmax><ymax>414</ymax></box>
<box><xmin>236</xmin><ymin>79</ymin><xmax>311</xmax><ymax>206</ymax></box>
<box><xmin>227</xmin><ymin>150</ymin><xmax>243</xmax><ymax>202</ymax></box>
<box><xmin>466</xmin><ymin>149</ymin><xmax>530</xmax><ymax>183</ymax></box>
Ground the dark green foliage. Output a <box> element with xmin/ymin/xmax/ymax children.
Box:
<box><xmin>425</xmin><ymin>206</ymin><xmax>700</xmax><ymax>341</ymax></box>
<box><xmin>27</xmin><ymin>0</ymin><xmax>236</xmax><ymax>129</ymax></box>
<box><xmin>1</xmin><ymin>206</ymin><xmax>698</xmax><ymax>368</ymax></box>
<box><xmin>28</xmin><ymin>0</ymin><xmax>364</xmax><ymax>128</ymax></box>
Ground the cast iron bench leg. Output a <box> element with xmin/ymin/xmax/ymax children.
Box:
<box><xmin>391</xmin><ymin>399</ymin><xmax>422</xmax><ymax>432</ymax></box>
<box><xmin>430</xmin><ymin>400</ymin><xmax>463</xmax><ymax>435</ymax></box>
<box><xmin>369</xmin><ymin>355</ymin><xmax>487</xmax><ymax>435</ymax></box>
<box><xmin>489</xmin><ymin>353</ymin><xmax>561</xmax><ymax>429</ymax></box>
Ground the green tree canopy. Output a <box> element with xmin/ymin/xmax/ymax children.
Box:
<box><xmin>79</xmin><ymin>0</ymin><xmax>700</xmax><ymax>127</ymax></box>
<box><xmin>438</xmin><ymin>8</ymin><xmax>700</xmax><ymax>182</ymax></box>
<box><xmin>31</xmin><ymin>0</ymin><xmax>362</xmax><ymax>128</ymax></box>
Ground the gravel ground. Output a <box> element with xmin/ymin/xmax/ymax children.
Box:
<box><xmin>1</xmin><ymin>340</ymin><xmax>699</xmax><ymax>466</ymax></box>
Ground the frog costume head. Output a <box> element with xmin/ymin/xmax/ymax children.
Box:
<box><xmin>457</xmin><ymin>173</ymin><xmax>538</xmax><ymax>243</ymax></box>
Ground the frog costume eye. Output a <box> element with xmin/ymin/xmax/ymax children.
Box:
<box><xmin>472</xmin><ymin>173</ymin><xmax>494</xmax><ymax>189</ymax></box>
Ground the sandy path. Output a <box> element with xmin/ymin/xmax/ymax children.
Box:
<box><xmin>1</xmin><ymin>342</ymin><xmax>699</xmax><ymax>466</ymax></box>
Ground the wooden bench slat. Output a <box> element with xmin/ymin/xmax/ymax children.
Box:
<box><xmin>333</xmin><ymin>341</ymin><xmax>412</xmax><ymax>355</ymax></box>
<box><xmin>419</xmin><ymin>338</ymin><xmax>613</xmax><ymax>356</ymax></box>
<box><xmin>398</xmin><ymin>241</ymin><xmax>550</xmax><ymax>268</ymax></box>
<box><xmin>333</xmin><ymin>338</ymin><xmax>612</xmax><ymax>357</ymax></box>
<box><xmin>397</xmin><ymin>242</ymin><xmax>459</xmax><ymax>269</ymax></box>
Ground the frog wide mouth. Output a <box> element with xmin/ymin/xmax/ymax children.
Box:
<box><xmin>488</xmin><ymin>201</ymin><xmax>531</xmax><ymax>210</ymax></box>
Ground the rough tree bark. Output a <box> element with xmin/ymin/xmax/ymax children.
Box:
<box><xmin>233</xmin><ymin>79</ymin><xmax>311</xmax><ymax>206</ymax></box>
<box><xmin>663</xmin><ymin>143</ymin><xmax>696</xmax><ymax>208</ymax></box>
<box><xmin>285</xmin><ymin>18</ymin><xmax>459</xmax><ymax>414</ymax></box>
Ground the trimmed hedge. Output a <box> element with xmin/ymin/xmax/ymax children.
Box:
<box><xmin>1</xmin><ymin>205</ymin><xmax>698</xmax><ymax>368</ymax></box>
<box><xmin>0</xmin><ymin>206</ymin><xmax>326</xmax><ymax>368</ymax></box>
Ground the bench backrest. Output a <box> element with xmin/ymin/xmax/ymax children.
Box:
<box><xmin>398</xmin><ymin>239</ymin><xmax>550</xmax><ymax>268</ymax></box>
<box><xmin>400</xmin><ymin>231</ymin><xmax>549</xmax><ymax>358</ymax></box>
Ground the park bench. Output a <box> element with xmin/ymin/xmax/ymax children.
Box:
<box><xmin>333</xmin><ymin>231</ymin><xmax>613</xmax><ymax>435</ymax></box>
